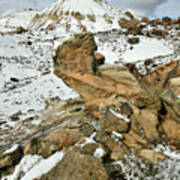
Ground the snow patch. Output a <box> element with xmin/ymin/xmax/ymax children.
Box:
<box><xmin>122</xmin><ymin>37</ymin><xmax>173</xmax><ymax>63</ymax></box>
<box><xmin>3</xmin><ymin>144</ymin><xmax>19</xmax><ymax>155</ymax></box>
<box><xmin>109</xmin><ymin>108</ymin><xmax>130</xmax><ymax>122</ymax></box>
<box><xmin>94</xmin><ymin>148</ymin><xmax>105</xmax><ymax>158</ymax></box>
<box><xmin>3</xmin><ymin>152</ymin><xmax>65</xmax><ymax>180</ymax></box>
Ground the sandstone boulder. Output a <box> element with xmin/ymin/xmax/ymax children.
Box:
<box><xmin>99</xmin><ymin>105</ymin><xmax>129</xmax><ymax>133</ymax></box>
<box><xmin>133</xmin><ymin>108</ymin><xmax>159</xmax><ymax>141</ymax></box>
<box><xmin>39</xmin><ymin>151</ymin><xmax>109</xmax><ymax>180</ymax></box>
<box><xmin>24</xmin><ymin>128</ymin><xmax>82</xmax><ymax>158</ymax></box>
<box><xmin>162</xmin><ymin>119</ymin><xmax>180</xmax><ymax>141</ymax></box>
<box><xmin>138</xmin><ymin>149</ymin><xmax>167</xmax><ymax>163</ymax></box>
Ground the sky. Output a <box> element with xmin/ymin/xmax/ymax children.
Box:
<box><xmin>0</xmin><ymin>0</ymin><xmax>179</xmax><ymax>18</ymax></box>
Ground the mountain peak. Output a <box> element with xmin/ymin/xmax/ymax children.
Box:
<box><xmin>30</xmin><ymin>0</ymin><xmax>124</xmax><ymax>33</ymax></box>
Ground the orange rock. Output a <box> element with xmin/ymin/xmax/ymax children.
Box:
<box><xmin>134</xmin><ymin>108</ymin><xmax>159</xmax><ymax>141</ymax></box>
<box><xmin>45</xmin><ymin>128</ymin><xmax>81</xmax><ymax>148</ymax></box>
<box><xmin>123</xmin><ymin>130</ymin><xmax>147</xmax><ymax>149</ymax></box>
<box><xmin>138</xmin><ymin>149</ymin><xmax>167</xmax><ymax>163</ymax></box>
<box><xmin>162</xmin><ymin>119</ymin><xmax>180</xmax><ymax>141</ymax></box>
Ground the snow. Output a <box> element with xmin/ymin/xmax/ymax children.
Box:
<box><xmin>94</xmin><ymin>148</ymin><xmax>105</xmax><ymax>158</ymax></box>
<box><xmin>76</xmin><ymin>132</ymin><xmax>96</xmax><ymax>147</ymax></box>
<box><xmin>0</xmin><ymin>35</ymin><xmax>32</xmax><ymax>57</ymax></box>
<box><xmin>30</xmin><ymin>0</ymin><xmax>124</xmax><ymax>33</ymax></box>
<box><xmin>0</xmin><ymin>10</ymin><xmax>37</xmax><ymax>33</ymax></box>
<box><xmin>3</xmin><ymin>144</ymin><xmax>18</xmax><ymax>155</ymax></box>
<box><xmin>121</xmin><ymin>37</ymin><xmax>173</xmax><ymax>63</ymax></box>
<box><xmin>112</xmin><ymin>131</ymin><xmax>123</xmax><ymax>139</ymax></box>
<box><xmin>3</xmin><ymin>152</ymin><xmax>65</xmax><ymax>180</ymax></box>
<box><xmin>109</xmin><ymin>108</ymin><xmax>130</xmax><ymax>122</ymax></box>
<box><xmin>21</xmin><ymin>152</ymin><xmax>65</xmax><ymax>180</ymax></box>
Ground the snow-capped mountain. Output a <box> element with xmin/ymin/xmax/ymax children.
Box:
<box><xmin>29</xmin><ymin>0</ymin><xmax>124</xmax><ymax>33</ymax></box>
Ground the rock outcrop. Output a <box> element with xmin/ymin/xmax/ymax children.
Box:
<box><xmin>1</xmin><ymin>32</ymin><xmax>180</xmax><ymax>179</ymax></box>
<box><xmin>53</xmin><ymin>32</ymin><xmax>180</xmax><ymax>165</ymax></box>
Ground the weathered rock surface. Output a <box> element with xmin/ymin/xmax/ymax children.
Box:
<box><xmin>0</xmin><ymin>145</ymin><xmax>22</xmax><ymax>178</ymax></box>
<box><xmin>2</xmin><ymin>31</ymin><xmax>180</xmax><ymax>179</ymax></box>
<box><xmin>39</xmin><ymin>151</ymin><xmax>109</xmax><ymax>180</ymax></box>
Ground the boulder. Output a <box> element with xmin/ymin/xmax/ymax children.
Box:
<box><xmin>54</xmin><ymin>32</ymin><xmax>97</xmax><ymax>75</ymax></box>
<box><xmin>0</xmin><ymin>145</ymin><xmax>22</xmax><ymax>178</ymax></box>
<box><xmin>125</xmin><ymin>11</ymin><xmax>134</xmax><ymax>20</ymax></box>
<box><xmin>138</xmin><ymin>149</ymin><xmax>167</xmax><ymax>163</ymax></box>
<box><xmin>128</xmin><ymin>37</ymin><xmax>140</xmax><ymax>44</ymax></box>
<box><xmin>24</xmin><ymin>128</ymin><xmax>82</xmax><ymax>158</ymax></box>
<box><xmin>95</xmin><ymin>132</ymin><xmax>128</xmax><ymax>161</ymax></box>
<box><xmin>99</xmin><ymin>105</ymin><xmax>129</xmax><ymax>133</ymax></box>
<box><xmin>54</xmin><ymin>33</ymin><xmax>144</xmax><ymax>115</ymax></box>
<box><xmin>133</xmin><ymin>108</ymin><xmax>159</xmax><ymax>141</ymax></box>
<box><xmin>123</xmin><ymin>130</ymin><xmax>148</xmax><ymax>150</ymax></box>
<box><xmin>39</xmin><ymin>151</ymin><xmax>109</xmax><ymax>180</ymax></box>
<box><xmin>94</xmin><ymin>52</ymin><xmax>105</xmax><ymax>67</ymax></box>
<box><xmin>162</xmin><ymin>119</ymin><xmax>180</xmax><ymax>141</ymax></box>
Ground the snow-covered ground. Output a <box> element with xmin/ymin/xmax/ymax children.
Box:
<box><xmin>0</xmin><ymin>32</ymin><xmax>78</xmax><ymax>131</ymax></box>
<box><xmin>2</xmin><ymin>152</ymin><xmax>65</xmax><ymax>180</ymax></box>
<box><xmin>0</xmin><ymin>10</ymin><xmax>37</xmax><ymax>33</ymax></box>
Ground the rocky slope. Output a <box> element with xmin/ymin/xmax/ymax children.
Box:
<box><xmin>0</xmin><ymin>0</ymin><xmax>180</xmax><ymax>179</ymax></box>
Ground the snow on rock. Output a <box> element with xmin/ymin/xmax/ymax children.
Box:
<box><xmin>29</xmin><ymin>0</ymin><xmax>124</xmax><ymax>33</ymax></box>
<box><xmin>3</xmin><ymin>144</ymin><xmax>19</xmax><ymax>155</ymax></box>
<box><xmin>121</xmin><ymin>37</ymin><xmax>173</xmax><ymax>63</ymax></box>
<box><xmin>2</xmin><ymin>152</ymin><xmax>65</xmax><ymax>180</ymax></box>
<box><xmin>110</xmin><ymin>108</ymin><xmax>130</xmax><ymax>122</ymax></box>
<box><xmin>0</xmin><ymin>10</ymin><xmax>37</xmax><ymax>33</ymax></box>
<box><xmin>0</xmin><ymin>73</ymin><xmax>79</xmax><ymax>126</ymax></box>
<box><xmin>94</xmin><ymin>148</ymin><xmax>106</xmax><ymax>158</ymax></box>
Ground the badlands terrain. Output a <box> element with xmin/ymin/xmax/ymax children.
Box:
<box><xmin>0</xmin><ymin>0</ymin><xmax>180</xmax><ymax>179</ymax></box>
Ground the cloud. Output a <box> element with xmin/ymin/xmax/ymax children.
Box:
<box><xmin>0</xmin><ymin>0</ymin><xmax>179</xmax><ymax>18</ymax></box>
<box><xmin>154</xmin><ymin>0</ymin><xmax>180</xmax><ymax>18</ymax></box>
<box><xmin>108</xmin><ymin>0</ymin><xmax>169</xmax><ymax>17</ymax></box>
<box><xmin>0</xmin><ymin>0</ymin><xmax>56</xmax><ymax>16</ymax></box>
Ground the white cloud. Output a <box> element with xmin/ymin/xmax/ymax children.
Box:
<box><xmin>108</xmin><ymin>0</ymin><xmax>169</xmax><ymax>16</ymax></box>
<box><xmin>0</xmin><ymin>0</ymin><xmax>179</xmax><ymax>18</ymax></box>
<box><xmin>0</xmin><ymin>0</ymin><xmax>56</xmax><ymax>15</ymax></box>
<box><xmin>154</xmin><ymin>0</ymin><xmax>180</xmax><ymax>18</ymax></box>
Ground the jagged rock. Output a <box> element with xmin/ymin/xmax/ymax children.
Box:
<box><xmin>162</xmin><ymin>16</ymin><xmax>172</xmax><ymax>25</ymax></box>
<box><xmin>99</xmin><ymin>105</ymin><xmax>129</xmax><ymax>133</ymax></box>
<box><xmin>0</xmin><ymin>145</ymin><xmax>22</xmax><ymax>178</ymax></box>
<box><xmin>105</xmin><ymin>163</ymin><xmax>125</xmax><ymax>179</ymax></box>
<box><xmin>141</xmin><ymin>60</ymin><xmax>180</xmax><ymax>87</ymax></box>
<box><xmin>133</xmin><ymin>108</ymin><xmax>159</xmax><ymax>141</ymax></box>
<box><xmin>79</xmin><ymin>123</ymin><xmax>96</xmax><ymax>137</ymax></box>
<box><xmin>97</xmin><ymin>65</ymin><xmax>143</xmax><ymax>95</ymax></box>
<box><xmin>120</xmin><ymin>102</ymin><xmax>133</xmax><ymax>118</ymax></box>
<box><xmin>137</xmin><ymin>149</ymin><xmax>167</xmax><ymax>163</ymax></box>
<box><xmin>123</xmin><ymin>130</ymin><xmax>148</xmax><ymax>150</ymax></box>
<box><xmin>95</xmin><ymin>132</ymin><xmax>128</xmax><ymax>161</ymax></box>
<box><xmin>151</xmin><ymin>29</ymin><xmax>168</xmax><ymax>37</ymax></box>
<box><xmin>169</xmin><ymin>77</ymin><xmax>180</xmax><ymax>96</ymax></box>
<box><xmin>54</xmin><ymin>32</ymin><xmax>97</xmax><ymax>75</ymax></box>
<box><xmin>125</xmin><ymin>11</ymin><xmax>134</xmax><ymax>20</ymax></box>
<box><xmin>24</xmin><ymin>128</ymin><xmax>82</xmax><ymax>158</ymax></box>
<box><xmin>39</xmin><ymin>151</ymin><xmax>109</xmax><ymax>180</ymax></box>
<box><xmin>80</xmin><ymin>143</ymin><xmax>107</xmax><ymax>158</ymax></box>
<box><xmin>54</xmin><ymin>33</ymin><xmax>144</xmax><ymax>116</ymax></box>
<box><xmin>128</xmin><ymin>37</ymin><xmax>140</xmax><ymax>44</ymax></box>
<box><xmin>162</xmin><ymin>119</ymin><xmax>180</xmax><ymax>141</ymax></box>
<box><xmin>141</xmin><ymin>16</ymin><xmax>150</xmax><ymax>23</ymax></box>
<box><xmin>94</xmin><ymin>52</ymin><xmax>105</xmax><ymax>67</ymax></box>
